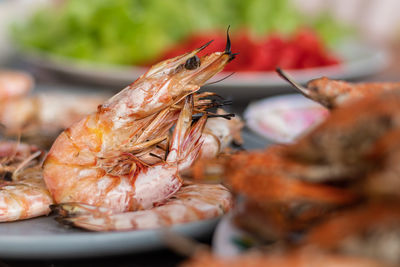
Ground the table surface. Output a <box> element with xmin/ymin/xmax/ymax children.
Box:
<box><xmin>1</xmin><ymin>43</ymin><xmax>400</xmax><ymax>266</ymax></box>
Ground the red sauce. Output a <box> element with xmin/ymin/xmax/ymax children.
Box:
<box><xmin>153</xmin><ymin>28</ymin><xmax>340</xmax><ymax>72</ymax></box>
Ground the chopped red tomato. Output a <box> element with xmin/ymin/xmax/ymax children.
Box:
<box><xmin>153</xmin><ymin>28</ymin><xmax>340</xmax><ymax>72</ymax></box>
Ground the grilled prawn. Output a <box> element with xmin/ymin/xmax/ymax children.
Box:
<box><xmin>285</xmin><ymin>90</ymin><xmax>400</xmax><ymax>183</ymax></box>
<box><xmin>0</xmin><ymin>70</ymin><xmax>107</xmax><ymax>148</ymax></box>
<box><xmin>182</xmin><ymin>249</ymin><xmax>386</xmax><ymax>267</ymax></box>
<box><xmin>224</xmin><ymin>145</ymin><xmax>356</xmax><ymax>241</ymax></box>
<box><xmin>52</xmin><ymin>182</ymin><xmax>232</xmax><ymax>231</ymax></box>
<box><xmin>43</xmin><ymin>39</ymin><xmax>235</xmax><ymax>213</ymax></box>
<box><xmin>0</xmin><ymin>141</ymin><xmax>52</xmax><ymax>222</ymax></box>
<box><xmin>304</xmin><ymin>202</ymin><xmax>400</xmax><ymax>265</ymax></box>
<box><xmin>277</xmin><ymin>68</ymin><xmax>400</xmax><ymax>108</ymax></box>
<box><xmin>199</xmin><ymin>108</ymin><xmax>243</xmax><ymax>159</ymax></box>
<box><xmin>0</xmin><ymin>93</ymin><xmax>106</xmax><ymax>148</ymax></box>
<box><xmin>0</xmin><ymin>70</ymin><xmax>33</xmax><ymax>101</ymax></box>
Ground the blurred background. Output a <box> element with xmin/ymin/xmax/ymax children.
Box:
<box><xmin>1</xmin><ymin>0</ymin><xmax>400</xmax><ymax>266</ymax></box>
<box><xmin>1</xmin><ymin>0</ymin><xmax>399</xmax><ymax>99</ymax></box>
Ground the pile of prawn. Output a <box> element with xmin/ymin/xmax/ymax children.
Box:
<box><xmin>0</xmin><ymin>141</ymin><xmax>52</xmax><ymax>221</ymax></box>
<box><xmin>0</xmin><ymin>32</ymin><xmax>243</xmax><ymax>232</ymax></box>
<box><xmin>0</xmin><ymin>70</ymin><xmax>107</xmax><ymax>148</ymax></box>
<box><xmin>184</xmin><ymin>71</ymin><xmax>400</xmax><ymax>266</ymax></box>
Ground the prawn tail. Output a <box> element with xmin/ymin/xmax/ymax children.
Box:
<box><xmin>50</xmin><ymin>202</ymin><xmax>115</xmax><ymax>218</ymax></box>
<box><xmin>54</xmin><ymin>183</ymin><xmax>234</xmax><ymax>231</ymax></box>
<box><xmin>54</xmin><ymin>213</ymin><xmax>108</xmax><ymax>231</ymax></box>
<box><xmin>52</xmin><ymin>202</ymin><xmax>120</xmax><ymax>231</ymax></box>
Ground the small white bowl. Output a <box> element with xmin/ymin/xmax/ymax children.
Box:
<box><xmin>244</xmin><ymin>94</ymin><xmax>329</xmax><ymax>143</ymax></box>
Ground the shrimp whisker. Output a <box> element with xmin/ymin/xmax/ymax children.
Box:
<box><xmin>12</xmin><ymin>150</ymin><xmax>42</xmax><ymax>181</ymax></box>
<box><xmin>192</xmin><ymin>113</ymin><xmax>235</xmax><ymax>121</ymax></box>
<box><xmin>204</xmin><ymin>72</ymin><xmax>236</xmax><ymax>86</ymax></box>
<box><xmin>276</xmin><ymin>67</ymin><xmax>311</xmax><ymax>98</ymax></box>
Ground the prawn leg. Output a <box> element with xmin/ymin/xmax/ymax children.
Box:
<box><xmin>132</xmin><ymin>96</ymin><xmax>207</xmax><ymax>209</ymax></box>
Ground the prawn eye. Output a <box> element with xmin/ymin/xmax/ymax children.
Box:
<box><xmin>184</xmin><ymin>55</ymin><xmax>200</xmax><ymax>70</ymax></box>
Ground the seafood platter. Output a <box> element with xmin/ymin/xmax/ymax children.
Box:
<box><xmin>0</xmin><ymin>32</ymin><xmax>242</xmax><ymax>258</ymax></box>
<box><xmin>0</xmin><ymin>29</ymin><xmax>400</xmax><ymax>266</ymax></box>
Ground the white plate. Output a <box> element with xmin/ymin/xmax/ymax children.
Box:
<box><xmin>212</xmin><ymin>212</ymin><xmax>253</xmax><ymax>258</ymax></box>
<box><xmin>19</xmin><ymin>41</ymin><xmax>387</xmax><ymax>98</ymax></box>
<box><xmin>212</xmin><ymin>133</ymin><xmax>273</xmax><ymax>257</ymax></box>
<box><xmin>219</xmin><ymin>41</ymin><xmax>387</xmax><ymax>88</ymax></box>
<box><xmin>213</xmin><ymin>211</ymin><xmax>267</xmax><ymax>258</ymax></box>
<box><xmin>0</xmin><ymin>129</ymin><xmax>267</xmax><ymax>260</ymax></box>
<box><xmin>0</xmin><ymin>215</ymin><xmax>219</xmax><ymax>259</ymax></box>
<box><xmin>244</xmin><ymin>94</ymin><xmax>329</xmax><ymax>143</ymax></box>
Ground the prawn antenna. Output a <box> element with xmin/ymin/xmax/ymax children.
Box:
<box><xmin>275</xmin><ymin>67</ymin><xmax>311</xmax><ymax>98</ymax></box>
<box><xmin>206</xmin><ymin>99</ymin><xmax>233</xmax><ymax>109</ymax></box>
<box><xmin>197</xmin><ymin>39</ymin><xmax>214</xmax><ymax>52</ymax></box>
<box><xmin>218</xmin><ymin>99</ymin><xmax>233</xmax><ymax>106</ymax></box>
<box><xmin>192</xmin><ymin>113</ymin><xmax>234</xmax><ymax>121</ymax></box>
<box><xmin>204</xmin><ymin>72</ymin><xmax>236</xmax><ymax>86</ymax></box>
<box><xmin>225</xmin><ymin>25</ymin><xmax>237</xmax><ymax>61</ymax></box>
<box><xmin>12</xmin><ymin>150</ymin><xmax>42</xmax><ymax>180</ymax></box>
<box><xmin>225</xmin><ymin>25</ymin><xmax>232</xmax><ymax>54</ymax></box>
<box><xmin>207</xmin><ymin>113</ymin><xmax>235</xmax><ymax>120</ymax></box>
<box><xmin>212</xmin><ymin>94</ymin><xmax>224</xmax><ymax>99</ymax></box>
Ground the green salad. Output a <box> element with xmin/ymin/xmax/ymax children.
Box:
<box><xmin>13</xmin><ymin>0</ymin><xmax>351</xmax><ymax>65</ymax></box>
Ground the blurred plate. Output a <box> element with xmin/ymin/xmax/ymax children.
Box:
<box><xmin>219</xmin><ymin>41</ymin><xmax>387</xmax><ymax>87</ymax></box>
<box><xmin>212</xmin><ymin>132</ymin><xmax>271</xmax><ymax>257</ymax></box>
<box><xmin>244</xmin><ymin>94</ymin><xmax>329</xmax><ymax>143</ymax></box>
<box><xmin>19</xmin><ymin>41</ymin><xmax>387</xmax><ymax>95</ymax></box>
<box><xmin>0</xmin><ymin>128</ymin><xmax>266</xmax><ymax>260</ymax></box>
<box><xmin>212</xmin><ymin>212</ymin><xmax>255</xmax><ymax>258</ymax></box>
<box><xmin>0</xmin><ymin>215</ymin><xmax>219</xmax><ymax>259</ymax></box>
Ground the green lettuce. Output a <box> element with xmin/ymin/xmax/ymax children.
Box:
<box><xmin>13</xmin><ymin>0</ymin><xmax>351</xmax><ymax>65</ymax></box>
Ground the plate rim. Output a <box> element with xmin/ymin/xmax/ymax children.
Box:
<box><xmin>0</xmin><ymin>215</ymin><xmax>220</xmax><ymax>259</ymax></box>
<box><xmin>16</xmin><ymin>41</ymin><xmax>388</xmax><ymax>88</ymax></box>
<box><xmin>244</xmin><ymin>94</ymin><xmax>328</xmax><ymax>143</ymax></box>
